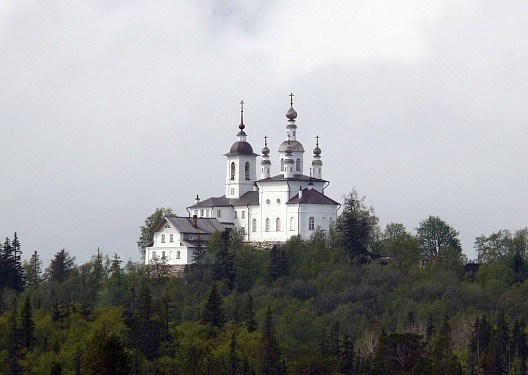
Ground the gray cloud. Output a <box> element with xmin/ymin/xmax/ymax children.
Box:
<box><xmin>0</xmin><ymin>0</ymin><xmax>526</xmax><ymax>264</ymax></box>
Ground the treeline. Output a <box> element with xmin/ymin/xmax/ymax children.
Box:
<box><xmin>0</xmin><ymin>191</ymin><xmax>527</xmax><ymax>374</ymax></box>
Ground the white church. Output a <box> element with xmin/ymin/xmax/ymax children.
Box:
<box><xmin>145</xmin><ymin>95</ymin><xmax>340</xmax><ymax>266</ymax></box>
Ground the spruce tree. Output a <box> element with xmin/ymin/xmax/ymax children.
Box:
<box><xmin>261</xmin><ymin>306</ymin><xmax>281</xmax><ymax>375</ymax></box>
<box><xmin>47</xmin><ymin>249</ymin><xmax>75</xmax><ymax>283</ymax></box>
<box><xmin>245</xmin><ymin>295</ymin><xmax>258</xmax><ymax>333</ymax></box>
<box><xmin>24</xmin><ymin>250</ymin><xmax>42</xmax><ymax>289</ymax></box>
<box><xmin>201</xmin><ymin>282</ymin><xmax>225</xmax><ymax>329</ymax></box>
<box><xmin>19</xmin><ymin>294</ymin><xmax>34</xmax><ymax>350</ymax></box>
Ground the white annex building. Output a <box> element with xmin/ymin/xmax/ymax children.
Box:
<box><xmin>145</xmin><ymin>95</ymin><xmax>340</xmax><ymax>266</ymax></box>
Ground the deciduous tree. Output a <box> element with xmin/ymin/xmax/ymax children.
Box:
<box><xmin>137</xmin><ymin>207</ymin><xmax>174</xmax><ymax>258</ymax></box>
<box><xmin>334</xmin><ymin>189</ymin><xmax>379</xmax><ymax>258</ymax></box>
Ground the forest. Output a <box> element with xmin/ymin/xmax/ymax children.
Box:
<box><xmin>0</xmin><ymin>190</ymin><xmax>527</xmax><ymax>374</ymax></box>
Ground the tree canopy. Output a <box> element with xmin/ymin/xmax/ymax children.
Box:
<box><xmin>137</xmin><ymin>207</ymin><xmax>174</xmax><ymax>258</ymax></box>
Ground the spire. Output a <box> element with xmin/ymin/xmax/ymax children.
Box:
<box><xmin>312</xmin><ymin>135</ymin><xmax>323</xmax><ymax>179</ymax></box>
<box><xmin>260</xmin><ymin>135</ymin><xmax>271</xmax><ymax>179</ymax></box>
<box><xmin>238</xmin><ymin>100</ymin><xmax>246</xmax><ymax>135</ymax></box>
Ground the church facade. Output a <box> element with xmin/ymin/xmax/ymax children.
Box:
<box><xmin>145</xmin><ymin>95</ymin><xmax>340</xmax><ymax>266</ymax></box>
<box><xmin>188</xmin><ymin>96</ymin><xmax>340</xmax><ymax>243</ymax></box>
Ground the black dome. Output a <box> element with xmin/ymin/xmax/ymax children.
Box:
<box><xmin>230</xmin><ymin>141</ymin><xmax>254</xmax><ymax>155</ymax></box>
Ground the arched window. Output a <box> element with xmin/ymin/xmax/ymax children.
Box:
<box><xmin>161</xmin><ymin>234</ymin><xmax>166</xmax><ymax>243</ymax></box>
<box><xmin>245</xmin><ymin>162</ymin><xmax>250</xmax><ymax>180</ymax></box>
<box><xmin>276</xmin><ymin>218</ymin><xmax>281</xmax><ymax>231</ymax></box>
<box><xmin>280</xmin><ymin>158</ymin><xmax>284</xmax><ymax>172</ymax></box>
<box><xmin>230</xmin><ymin>162</ymin><xmax>235</xmax><ymax>180</ymax></box>
<box><xmin>252</xmin><ymin>218</ymin><xmax>257</xmax><ymax>232</ymax></box>
<box><xmin>265</xmin><ymin>218</ymin><xmax>270</xmax><ymax>232</ymax></box>
<box><xmin>308</xmin><ymin>217</ymin><xmax>315</xmax><ymax>230</ymax></box>
<box><xmin>290</xmin><ymin>217</ymin><xmax>295</xmax><ymax>231</ymax></box>
<box><xmin>296</xmin><ymin>158</ymin><xmax>301</xmax><ymax>171</ymax></box>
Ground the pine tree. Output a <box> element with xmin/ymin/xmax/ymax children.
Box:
<box><xmin>213</xmin><ymin>230</ymin><xmax>236</xmax><ymax>290</ymax></box>
<box><xmin>47</xmin><ymin>249</ymin><xmax>75</xmax><ymax>283</ymax></box>
<box><xmin>0</xmin><ymin>235</ymin><xmax>25</xmax><ymax>291</ymax></box>
<box><xmin>339</xmin><ymin>334</ymin><xmax>354</xmax><ymax>375</ymax></box>
<box><xmin>261</xmin><ymin>306</ymin><xmax>281</xmax><ymax>375</ymax></box>
<box><xmin>245</xmin><ymin>295</ymin><xmax>258</xmax><ymax>333</ymax></box>
<box><xmin>10</xmin><ymin>233</ymin><xmax>25</xmax><ymax>291</ymax></box>
<box><xmin>24</xmin><ymin>250</ymin><xmax>42</xmax><ymax>289</ymax></box>
<box><xmin>329</xmin><ymin>321</ymin><xmax>340</xmax><ymax>357</ymax></box>
<box><xmin>229</xmin><ymin>330</ymin><xmax>239</xmax><ymax>375</ymax></box>
<box><xmin>19</xmin><ymin>294</ymin><xmax>34</xmax><ymax>350</ymax></box>
<box><xmin>201</xmin><ymin>282</ymin><xmax>225</xmax><ymax>329</ymax></box>
<box><xmin>267</xmin><ymin>245</ymin><xmax>287</xmax><ymax>282</ymax></box>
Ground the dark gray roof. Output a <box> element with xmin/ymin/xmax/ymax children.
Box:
<box><xmin>160</xmin><ymin>216</ymin><xmax>226</xmax><ymax>234</ymax></box>
<box><xmin>287</xmin><ymin>188</ymin><xmax>339</xmax><ymax>206</ymax></box>
<box><xmin>257</xmin><ymin>174</ymin><xmax>327</xmax><ymax>183</ymax></box>
<box><xmin>232</xmin><ymin>191</ymin><xmax>259</xmax><ymax>206</ymax></box>
<box><xmin>224</xmin><ymin>141</ymin><xmax>258</xmax><ymax>156</ymax></box>
<box><xmin>188</xmin><ymin>196</ymin><xmax>232</xmax><ymax>208</ymax></box>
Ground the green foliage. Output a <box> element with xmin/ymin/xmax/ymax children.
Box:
<box><xmin>334</xmin><ymin>189</ymin><xmax>380</xmax><ymax>258</ymax></box>
<box><xmin>201</xmin><ymin>282</ymin><xmax>225</xmax><ymax>329</ymax></box>
<box><xmin>416</xmin><ymin>216</ymin><xmax>461</xmax><ymax>260</ymax></box>
<box><xmin>2</xmin><ymin>221</ymin><xmax>528</xmax><ymax>373</ymax></box>
<box><xmin>83</xmin><ymin>331</ymin><xmax>131</xmax><ymax>375</ymax></box>
<box><xmin>137</xmin><ymin>207</ymin><xmax>174</xmax><ymax>258</ymax></box>
<box><xmin>46</xmin><ymin>249</ymin><xmax>75</xmax><ymax>283</ymax></box>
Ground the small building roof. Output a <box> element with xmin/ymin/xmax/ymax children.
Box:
<box><xmin>287</xmin><ymin>188</ymin><xmax>340</xmax><ymax>206</ymax></box>
<box><xmin>160</xmin><ymin>216</ymin><xmax>226</xmax><ymax>235</ymax></box>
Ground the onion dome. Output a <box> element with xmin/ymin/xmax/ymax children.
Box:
<box><xmin>313</xmin><ymin>136</ymin><xmax>321</xmax><ymax>156</ymax></box>
<box><xmin>262</xmin><ymin>135</ymin><xmax>270</xmax><ymax>156</ymax></box>
<box><xmin>286</xmin><ymin>106</ymin><xmax>297</xmax><ymax>120</ymax></box>
<box><xmin>278</xmin><ymin>140</ymin><xmax>304</xmax><ymax>152</ymax></box>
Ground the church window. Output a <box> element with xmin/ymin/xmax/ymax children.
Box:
<box><xmin>276</xmin><ymin>218</ymin><xmax>281</xmax><ymax>231</ymax></box>
<box><xmin>206</xmin><ymin>210</ymin><xmax>210</xmax><ymax>218</ymax></box>
<box><xmin>280</xmin><ymin>158</ymin><xmax>284</xmax><ymax>171</ymax></box>
<box><xmin>230</xmin><ymin>162</ymin><xmax>235</xmax><ymax>180</ymax></box>
<box><xmin>193</xmin><ymin>210</ymin><xmax>198</xmax><ymax>216</ymax></box>
<box><xmin>266</xmin><ymin>199</ymin><xmax>270</xmax><ymax>206</ymax></box>
<box><xmin>230</xmin><ymin>188</ymin><xmax>234</xmax><ymax>195</ymax></box>
<box><xmin>169</xmin><ymin>234</ymin><xmax>174</xmax><ymax>242</ymax></box>
<box><xmin>165</xmin><ymin>224</ymin><xmax>170</xmax><ymax>229</ymax></box>
<box><xmin>276</xmin><ymin>198</ymin><xmax>281</xmax><ymax>205</ymax></box>
<box><xmin>245</xmin><ymin>162</ymin><xmax>250</xmax><ymax>180</ymax></box>
<box><xmin>309</xmin><ymin>217</ymin><xmax>315</xmax><ymax>230</ymax></box>
<box><xmin>241</xmin><ymin>211</ymin><xmax>245</xmax><ymax>218</ymax></box>
<box><xmin>161</xmin><ymin>234</ymin><xmax>166</xmax><ymax>243</ymax></box>
<box><xmin>241</xmin><ymin>227</ymin><xmax>245</xmax><ymax>235</ymax></box>
<box><xmin>176</xmin><ymin>251</ymin><xmax>180</xmax><ymax>259</ymax></box>
<box><xmin>290</xmin><ymin>217</ymin><xmax>295</xmax><ymax>230</ymax></box>
<box><xmin>152</xmin><ymin>251</ymin><xmax>157</xmax><ymax>258</ymax></box>
<box><xmin>265</xmin><ymin>218</ymin><xmax>270</xmax><ymax>232</ymax></box>
<box><xmin>234</xmin><ymin>211</ymin><xmax>238</xmax><ymax>219</ymax></box>
<box><xmin>162</xmin><ymin>251</ymin><xmax>166</xmax><ymax>259</ymax></box>
<box><xmin>252</xmin><ymin>219</ymin><xmax>257</xmax><ymax>232</ymax></box>
<box><xmin>200</xmin><ymin>209</ymin><xmax>204</xmax><ymax>217</ymax></box>
<box><xmin>296</xmin><ymin>158</ymin><xmax>301</xmax><ymax>172</ymax></box>
<box><xmin>217</xmin><ymin>210</ymin><xmax>222</xmax><ymax>218</ymax></box>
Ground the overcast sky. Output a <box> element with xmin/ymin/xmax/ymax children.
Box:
<box><xmin>1</xmin><ymin>0</ymin><xmax>527</xmax><ymax>265</ymax></box>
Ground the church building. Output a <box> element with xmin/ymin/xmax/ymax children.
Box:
<box><xmin>145</xmin><ymin>95</ymin><xmax>340</xmax><ymax>266</ymax></box>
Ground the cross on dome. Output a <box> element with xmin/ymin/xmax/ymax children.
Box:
<box><xmin>239</xmin><ymin>100</ymin><xmax>245</xmax><ymax>130</ymax></box>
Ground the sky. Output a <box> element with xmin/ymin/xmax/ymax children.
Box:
<box><xmin>1</xmin><ymin>0</ymin><xmax>527</xmax><ymax>265</ymax></box>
